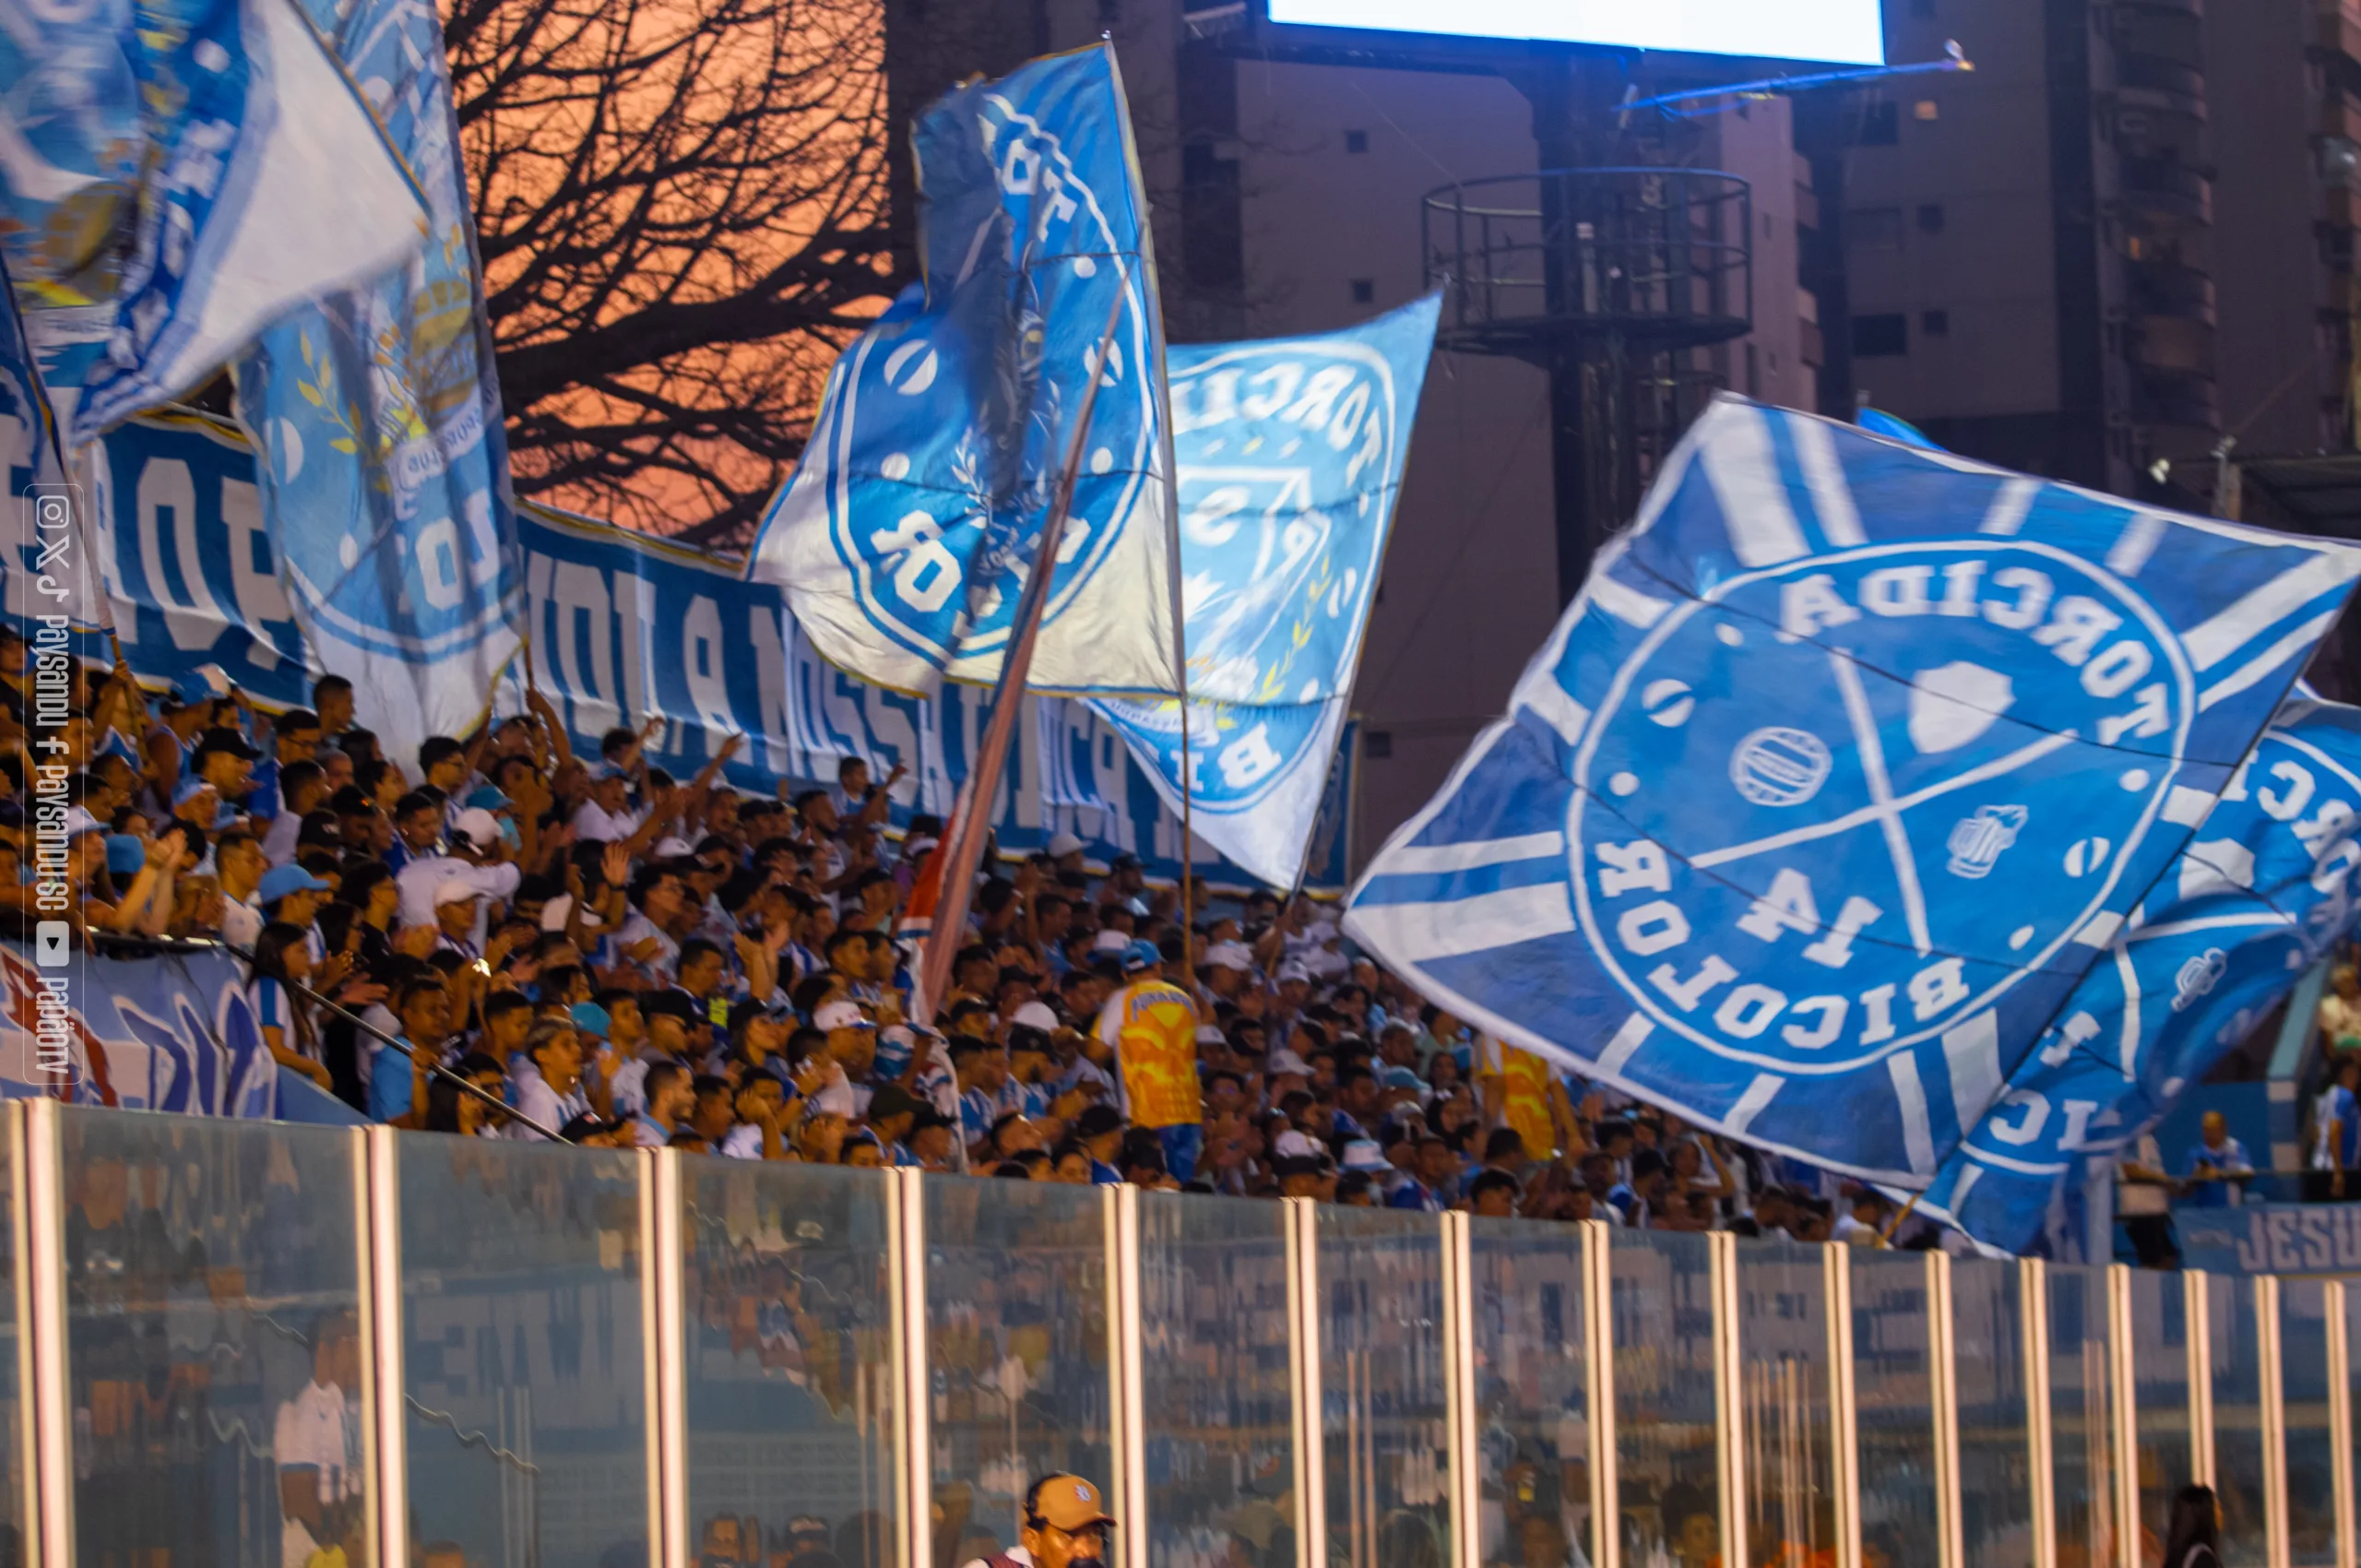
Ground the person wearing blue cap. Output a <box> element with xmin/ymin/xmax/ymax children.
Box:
<box><xmin>258</xmin><ymin>863</ymin><xmax>334</xmax><ymax>963</ymax></box>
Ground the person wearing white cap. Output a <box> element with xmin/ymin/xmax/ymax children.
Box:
<box><xmin>1198</xmin><ymin>940</ymin><xmax>1256</xmax><ymax>1004</ymax></box>
<box><xmin>394</xmin><ymin>804</ymin><xmax>521</xmax><ymax>935</ymax></box>
<box><xmin>432</xmin><ymin>879</ymin><xmax>487</xmax><ymax>960</ymax></box>
<box><xmin>1046</xmin><ymin>831</ymin><xmax>1088</xmax><ymax>873</ymax></box>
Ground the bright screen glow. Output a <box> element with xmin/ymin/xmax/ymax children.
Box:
<box><xmin>1264</xmin><ymin>0</ymin><xmax>1886</xmax><ymax>65</ymax></box>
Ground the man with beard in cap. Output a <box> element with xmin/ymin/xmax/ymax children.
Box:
<box><xmin>958</xmin><ymin>1475</ymin><xmax>1114</xmax><ymax>1568</ymax></box>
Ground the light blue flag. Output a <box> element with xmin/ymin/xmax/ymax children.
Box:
<box><xmin>1089</xmin><ymin>295</ymin><xmax>1440</xmax><ymax>887</ymax></box>
<box><xmin>1918</xmin><ymin>698</ymin><xmax>2361</xmax><ymax>1253</ymax></box>
<box><xmin>0</xmin><ymin>254</ymin><xmax>87</xmax><ymax>625</ymax></box>
<box><xmin>0</xmin><ymin>0</ymin><xmax>427</xmax><ymax>442</ymax></box>
<box><xmin>1857</xmin><ymin>407</ymin><xmax>1941</xmax><ymax>451</ymax></box>
<box><xmin>231</xmin><ymin>0</ymin><xmax>520</xmax><ymax>765</ymax></box>
<box><xmin>748</xmin><ymin>43</ymin><xmax>1178</xmax><ymax>699</ymax></box>
<box><xmin>1345</xmin><ymin>396</ymin><xmax>2361</xmax><ymax>1184</ymax></box>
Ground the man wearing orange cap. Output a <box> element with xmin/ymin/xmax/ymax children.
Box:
<box><xmin>959</xmin><ymin>1474</ymin><xmax>1113</xmax><ymax>1568</ymax></box>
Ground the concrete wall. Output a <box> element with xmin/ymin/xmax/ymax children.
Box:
<box><xmin>2206</xmin><ymin>0</ymin><xmax>2340</xmax><ymax>458</ymax></box>
<box><xmin>1838</xmin><ymin>1</ymin><xmax>2064</xmax><ymax>434</ymax></box>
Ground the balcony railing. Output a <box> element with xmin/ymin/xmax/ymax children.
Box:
<box><xmin>5</xmin><ymin>1099</ymin><xmax>2357</xmax><ymax>1568</ymax></box>
<box><xmin>2124</xmin><ymin>256</ymin><xmax>2217</xmax><ymax>322</ymax></box>
<box><xmin>1421</xmin><ymin>168</ymin><xmax>1754</xmax><ymax>359</ymax></box>
<box><xmin>2118</xmin><ymin>156</ymin><xmax>2214</xmax><ymax>226</ymax></box>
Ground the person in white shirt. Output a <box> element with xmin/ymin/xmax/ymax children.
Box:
<box><xmin>275</xmin><ymin>1311</ymin><xmax>362</xmax><ymax>1568</ymax></box>
<box><xmin>395</xmin><ymin>807</ymin><xmax>521</xmax><ymax>936</ymax></box>
<box><xmin>216</xmin><ymin>826</ymin><xmax>268</xmax><ymax>950</ymax></box>
<box><xmin>260</xmin><ymin>760</ymin><xmax>328</xmax><ymax>868</ymax></box>
<box><xmin>2118</xmin><ymin>1132</ymin><xmax>2180</xmax><ymax>1268</ymax></box>
<box><xmin>508</xmin><ymin>1020</ymin><xmax>589</xmax><ymax>1142</ymax></box>
<box><xmin>571</xmin><ymin>764</ymin><xmax>650</xmax><ymax>843</ymax></box>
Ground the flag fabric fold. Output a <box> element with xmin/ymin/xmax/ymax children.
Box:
<box><xmin>1087</xmin><ymin>295</ymin><xmax>1439</xmax><ymax>888</ymax></box>
<box><xmin>1344</xmin><ymin>397</ymin><xmax>2361</xmax><ymax>1183</ymax></box>
<box><xmin>746</xmin><ymin>43</ymin><xmax>1177</xmax><ymax>699</ymax></box>
<box><xmin>0</xmin><ymin>255</ymin><xmax>96</xmax><ymax>627</ymax></box>
<box><xmin>0</xmin><ymin>0</ymin><xmax>427</xmax><ymax>441</ymax></box>
<box><xmin>230</xmin><ymin>0</ymin><xmax>520</xmax><ymax>766</ymax></box>
<box><xmin>1919</xmin><ymin>695</ymin><xmax>2361</xmax><ymax>1253</ymax></box>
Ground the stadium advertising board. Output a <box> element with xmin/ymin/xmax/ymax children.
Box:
<box><xmin>1262</xmin><ymin>0</ymin><xmax>1886</xmax><ymax>65</ymax></box>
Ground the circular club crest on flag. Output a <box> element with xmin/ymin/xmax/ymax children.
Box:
<box><xmin>1167</xmin><ymin>338</ymin><xmax>1402</xmax><ymax>705</ymax></box>
<box><xmin>1569</xmin><ymin>539</ymin><xmax>2194</xmax><ymax>1073</ymax></box>
<box><xmin>821</xmin><ymin>88</ymin><xmax>1158</xmax><ymax>668</ymax></box>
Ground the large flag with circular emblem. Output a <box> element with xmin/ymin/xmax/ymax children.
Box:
<box><xmin>748</xmin><ymin>43</ymin><xmax>1177</xmax><ymax>699</ymax></box>
<box><xmin>1916</xmin><ymin>694</ymin><xmax>2361</xmax><ymax>1252</ymax></box>
<box><xmin>1344</xmin><ymin>397</ymin><xmax>2361</xmax><ymax>1184</ymax></box>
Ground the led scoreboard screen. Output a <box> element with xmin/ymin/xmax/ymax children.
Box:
<box><xmin>1262</xmin><ymin>0</ymin><xmax>1887</xmax><ymax>65</ymax></box>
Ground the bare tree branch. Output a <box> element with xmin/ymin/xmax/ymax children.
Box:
<box><xmin>451</xmin><ymin>0</ymin><xmax>896</xmax><ymax>541</ymax></box>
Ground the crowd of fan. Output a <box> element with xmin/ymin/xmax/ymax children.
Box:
<box><xmin>16</xmin><ymin>645</ymin><xmax>1945</xmax><ymax>1244</ymax></box>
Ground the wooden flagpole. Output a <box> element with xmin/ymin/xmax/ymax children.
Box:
<box><xmin>914</xmin><ymin>271</ymin><xmax>1133</xmax><ymax>1025</ymax></box>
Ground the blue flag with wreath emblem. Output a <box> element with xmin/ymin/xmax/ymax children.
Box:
<box><xmin>1917</xmin><ymin>695</ymin><xmax>2361</xmax><ymax>1252</ymax></box>
<box><xmin>1345</xmin><ymin>397</ymin><xmax>2361</xmax><ymax>1184</ymax></box>
<box><xmin>231</xmin><ymin>0</ymin><xmax>520</xmax><ymax>766</ymax></box>
<box><xmin>1089</xmin><ymin>295</ymin><xmax>1439</xmax><ymax>888</ymax></box>
<box><xmin>747</xmin><ymin>43</ymin><xmax>1177</xmax><ymax>698</ymax></box>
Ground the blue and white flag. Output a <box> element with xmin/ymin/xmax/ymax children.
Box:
<box><xmin>0</xmin><ymin>254</ymin><xmax>89</xmax><ymax>625</ymax></box>
<box><xmin>1345</xmin><ymin>397</ymin><xmax>2361</xmax><ymax>1184</ymax></box>
<box><xmin>748</xmin><ymin>43</ymin><xmax>1178</xmax><ymax>698</ymax></box>
<box><xmin>1089</xmin><ymin>296</ymin><xmax>1439</xmax><ymax>887</ymax></box>
<box><xmin>231</xmin><ymin>0</ymin><xmax>519</xmax><ymax>766</ymax></box>
<box><xmin>0</xmin><ymin>0</ymin><xmax>428</xmax><ymax>441</ymax></box>
<box><xmin>1920</xmin><ymin>697</ymin><xmax>2361</xmax><ymax>1253</ymax></box>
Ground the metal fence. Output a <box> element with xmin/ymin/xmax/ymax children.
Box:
<box><xmin>5</xmin><ymin>1100</ymin><xmax>2356</xmax><ymax>1568</ymax></box>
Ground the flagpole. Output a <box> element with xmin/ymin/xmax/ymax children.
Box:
<box><xmin>915</xmin><ymin>271</ymin><xmax>1134</xmax><ymax>1025</ymax></box>
<box><xmin>1154</xmin><ymin>310</ymin><xmax>1194</xmax><ymax>980</ymax></box>
<box><xmin>67</xmin><ymin>444</ymin><xmax>128</xmax><ymax>673</ymax></box>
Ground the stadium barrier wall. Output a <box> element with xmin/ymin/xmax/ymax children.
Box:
<box><xmin>4</xmin><ymin>1099</ymin><xmax>2355</xmax><ymax>1568</ymax></box>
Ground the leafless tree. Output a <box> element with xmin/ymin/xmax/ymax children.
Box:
<box><xmin>447</xmin><ymin>0</ymin><xmax>896</xmax><ymax>545</ymax></box>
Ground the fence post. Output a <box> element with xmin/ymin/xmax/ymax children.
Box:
<box><xmin>2258</xmin><ymin>1275</ymin><xmax>2288</xmax><ymax>1568</ymax></box>
<box><xmin>13</xmin><ymin>1100</ymin><xmax>60</xmax><ymax>1568</ymax></box>
<box><xmin>2325</xmin><ymin>1280</ymin><xmax>2355</xmax><ymax>1568</ymax></box>
<box><xmin>646</xmin><ymin>1148</ymin><xmax>687</xmax><ymax>1568</ymax></box>
<box><xmin>362</xmin><ymin>1126</ymin><xmax>407</xmax><ymax>1568</ymax></box>
<box><xmin>1103</xmin><ymin>1183</ymin><xmax>1146</xmax><ymax>1568</ymax></box>
<box><xmin>22</xmin><ymin>1100</ymin><xmax>66</xmax><ymax>1568</ymax></box>
<box><xmin>2188</xmin><ymin>1271</ymin><xmax>2215</xmax><ymax>1488</ymax></box>
<box><xmin>888</xmin><ymin>1169</ymin><xmax>931</xmax><ymax>1568</ymax></box>
<box><xmin>1283</xmin><ymin>1196</ymin><xmax>1327</xmax><ymax>1568</ymax></box>
<box><xmin>1582</xmin><ymin>1219</ymin><xmax>1619</xmax><ymax>1568</ymax></box>
<box><xmin>1927</xmin><ymin>1251</ymin><xmax>1963</xmax><ymax>1568</ymax></box>
<box><xmin>1440</xmin><ymin>1213</ymin><xmax>1479</xmax><ymax>1568</ymax></box>
<box><xmin>1710</xmin><ymin>1232</ymin><xmax>1747</xmax><ymax>1568</ymax></box>
<box><xmin>2023</xmin><ymin>1257</ymin><xmax>2056</xmax><ymax>1568</ymax></box>
<box><xmin>1824</xmin><ymin>1243</ymin><xmax>1860</xmax><ymax>1568</ymax></box>
<box><xmin>2106</xmin><ymin>1265</ymin><xmax>2140</xmax><ymax>1568</ymax></box>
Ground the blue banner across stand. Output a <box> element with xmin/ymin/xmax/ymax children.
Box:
<box><xmin>1346</xmin><ymin>397</ymin><xmax>2361</xmax><ymax>1185</ymax></box>
<box><xmin>518</xmin><ymin>503</ymin><xmax>1353</xmax><ymax>890</ymax></box>
<box><xmin>52</xmin><ymin>410</ymin><xmax>1357</xmax><ymax>890</ymax></box>
<box><xmin>0</xmin><ymin>942</ymin><xmax>273</xmax><ymax>1115</ymax></box>
<box><xmin>1919</xmin><ymin>697</ymin><xmax>2361</xmax><ymax>1253</ymax></box>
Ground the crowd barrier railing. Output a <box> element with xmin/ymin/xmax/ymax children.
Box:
<box><xmin>3</xmin><ymin>1099</ymin><xmax>2356</xmax><ymax>1568</ymax></box>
